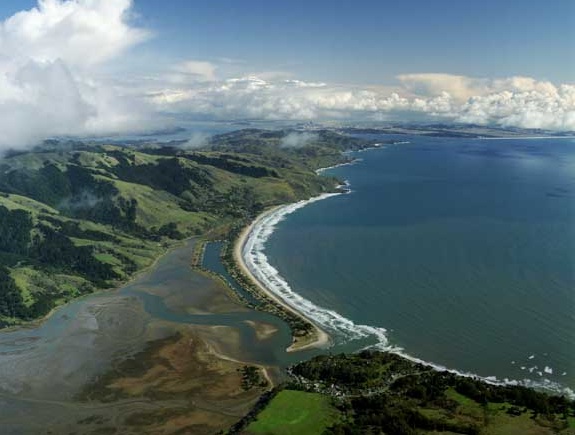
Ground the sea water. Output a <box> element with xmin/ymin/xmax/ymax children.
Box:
<box><xmin>249</xmin><ymin>135</ymin><xmax>575</xmax><ymax>396</ymax></box>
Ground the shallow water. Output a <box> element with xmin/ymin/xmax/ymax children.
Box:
<box><xmin>262</xmin><ymin>136</ymin><xmax>575</xmax><ymax>394</ymax></box>
<box><xmin>203</xmin><ymin>241</ymin><xmax>261</xmax><ymax>305</ymax></box>
<box><xmin>0</xmin><ymin>239</ymin><xmax>315</xmax><ymax>432</ymax></box>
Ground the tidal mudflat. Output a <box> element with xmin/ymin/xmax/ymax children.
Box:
<box><xmin>0</xmin><ymin>240</ymin><xmax>302</xmax><ymax>434</ymax></box>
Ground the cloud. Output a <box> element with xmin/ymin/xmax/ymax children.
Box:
<box><xmin>0</xmin><ymin>0</ymin><xmax>149</xmax><ymax>67</ymax></box>
<box><xmin>181</xmin><ymin>131</ymin><xmax>211</xmax><ymax>149</ymax></box>
<box><xmin>280</xmin><ymin>132</ymin><xmax>318</xmax><ymax>148</ymax></box>
<box><xmin>150</xmin><ymin>73</ymin><xmax>575</xmax><ymax>131</ymax></box>
<box><xmin>398</xmin><ymin>74</ymin><xmax>575</xmax><ymax>129</ymax></box>
<box><xmin>0</xmin><ymin>0</ymin><xmax>150</xmax><ymax>151</ymax></box>
<box><xmin>0</xmin><ymin>59</ymin><xmax>94</xmax><ymax>147</ymax></box>
<box><xmin>394</xmin><ymin>74</ymin><xmax>575</xmax><ymax>129</ymax></box>
<box><xmin>398</xmin><ymin>73</ymin><xmax>489</xmax><ymax>101</ymax></box>
<box><xmin>457</xmin><ymin>84</ymin><xmax>575</xmax><ymax>130</ymax></box>
<box><xmin>249</xmin><ymin>71</ymin><xmax>294</xmax><ymax>81</ymax></box>
<box><xmin>397</xmin><ymin>73</ymin><xmax>562</xmax><ymax>101</ymax></box>
<box><xmin>172</xmin><ymin>60</ymin><xmax>217</xmax><ymax>82</ymax></box>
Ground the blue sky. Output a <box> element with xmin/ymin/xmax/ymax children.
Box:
<box><xmin>0</xmin><ymin>0</ymin><xmax>572</xmax><ymax>147</ymax></box>
<box><xmin>117</xmin><ymin>0</ymin><xmax>574</xmax><ymax>83</ymax></box>
<box><xmin>1</xmin><ymin>0</ymin><xmax>572</xmax><ymax>83</ymax></box>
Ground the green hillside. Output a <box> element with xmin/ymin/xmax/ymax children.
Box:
<box><xmin>0</xmin><ymin>129</ymin><xmax>370</xmax><ymax>327</ymax></box>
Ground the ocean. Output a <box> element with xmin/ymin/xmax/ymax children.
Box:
<box><xmin>244</xmin><ymin>135</ymin><xmax>575</xmax><ymax>396</ymax></box>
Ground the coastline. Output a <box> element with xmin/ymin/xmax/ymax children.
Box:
<box><xmin>315</xmin><ymin>159</ymin><xmax>357</xmax><ymax>174</ymax></box>
<box><xmin>233</xmin><ymin>205</ymin><xmax>331</xmax><ymax>353</ymax></box>
<box><xmin>228</xmin><ymin>154</ymin><xmax>360</xmax><ymax>353</ymax></box>
<box><xmin>231</xmin><ymin>159</ymin><xmax>575</xmax><ymax>399</ymax></box>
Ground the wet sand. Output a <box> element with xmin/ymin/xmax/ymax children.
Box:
<box><xmin>244</xmin><ymin>320</ymin><xmax>279</xmax><ymax>341</ymax></box>
<box><xmin>76</xmin><ymin>324</ymin><xmax>271</xmax><ymax>435</ymax></box>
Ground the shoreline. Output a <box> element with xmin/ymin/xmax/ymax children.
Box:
<box><xmin>315</xmin><ymin>159</ymin><xmax>357</xmax><ymax>174</ymax></box>
<box><xmin>230</xmin><ymin>174</ymin><xmax>575</xmax><ymax>400</ymax></box>
<box><xmin>233</xmin><ymin>205</ymin><xmax>331</xmax><ymax>353</ymax></box>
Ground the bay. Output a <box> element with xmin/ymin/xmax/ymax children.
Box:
<box><xmin>264</xmin><ymin>136</ymin><xmax>575</xmax><ymax>394</ymax></box>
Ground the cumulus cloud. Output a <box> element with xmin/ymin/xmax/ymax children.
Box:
<box><xmin>150</xmin><ymin>77</ymin><xmax>385</xmax><ymax>119</ymax></box>
<box><xmin>397</xmin><ymin>74</ymin><xmax>575</xmax><ymax>129</ymax></box>
<box><xmin>457</xmin><ymin>85</ymin><xmax>575</xmax><ymax>130</ymax></box>
<box><xmin>150</xmin><ymin>73</ymin><xmax>575</xmax><ymax>131</ymax></box>
<box><xmin>398</xmin><ymin>73</ymin><xmax>562</xmax><ymax>100</ymax></box>
<box><xmin>0</xmin><ymin>0</ymin><xmax>150</xmax><ymax>150</ymax></box>
<box><xmin>398</xmin><ymin>73</ymin><xmax>488</xmax><ymax>101</ymax></box>
<box><xmin>0</xmin><ymin>59</ymin><xmax>93</xmax><ymax>147</ymax></box>
<box><xmin>0</xmin><ymin>0</ymin><xmax>149</xmax><ymax>67</ymax></box>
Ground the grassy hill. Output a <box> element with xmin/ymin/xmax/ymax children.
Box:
<box><xmin>0</xmin><ymin>129</ymin><xmax>371</xmax><ymax>327</ymax></box>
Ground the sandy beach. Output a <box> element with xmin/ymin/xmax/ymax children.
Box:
<box><xmin>233</xmin><ymin>206</ymin><xmax>331</xmax><ymax>352</ymax></box>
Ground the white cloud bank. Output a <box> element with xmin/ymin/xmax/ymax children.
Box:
<box><xmin>0</xmin><ymin>0</ymin><xmax>150</xmax><ymax>150</ymax></box>
<box><xmin>150</xmin><ymin>74</ymin><xmax>575</xmax><ymax>131</ymax></box>
<box><xmin>398</xmin><ymin>74</ymin><xmax>575</xmax><ymax>130</ymax></box>
<box><xmin>281</xmin><ymin>132</ymin><xmax>318</xmax><ymax>148</ymax></box>
<box><xmin>0</xmin><ymin>1</ymin><xmax>573</xmax><ymax>152</ymax></box>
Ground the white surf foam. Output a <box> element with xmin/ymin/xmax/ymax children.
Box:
<box><xmin>315</xmin><ymin>159</ymin><xmax>359</xmax><ymax>174</ymax></box>
<box><xmin>242</xmin><ymin>189</ymin><xmax>575</xmax><ymax>399</ymax></box>
<box><xmin>243</xmin><ymin>191</ymin><xmax>393</xmax><ymax>350</ymax></box>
